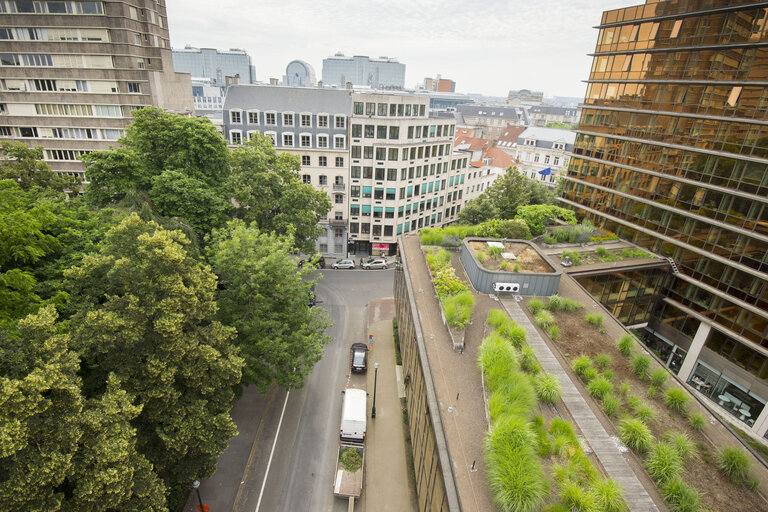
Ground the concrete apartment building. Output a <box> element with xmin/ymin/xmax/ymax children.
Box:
<box><xmin>222</xmin><ymin>85</ymin><xmax>470</xmax><ymax>256</ymax></box>
<box><xmin>171</xmin><ymin>45</ymin><xmax>255</xmax><ymax>86</ymax></box>
<box><xmin>562</xmin><ymin>0</ymin><xmax>768</xmax><ymax>435</ymax></box>
<box><xmin>321</xmin><ymin>53</ymin><xmax>405</xmax><ymax>90</ymax></box>
<box><xmin>0</xmin><ymin>0</ymin><xmax>194</xmax><ymax>179</ymax></box>
<box><xmin>527</xmin><ymin>105</ymin><xmax>581</xmax><ymax>127</ymax></box>
<box><xmin>514</xmin><ymin>126</ymin><xmax>575</xmax><ymax>187</ymax></box>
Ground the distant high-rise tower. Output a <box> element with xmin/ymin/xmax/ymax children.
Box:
<box><xmin>0</xmin><ymin>0</ymin><xmax>194</xmax><ymax>179</ymax></box>
<box><xmin>563</xmin><ymin>0</ymin><xmax>768</xmax><ymax>434</ymax></box>
<box><xmin>322</xmin><ymin>53</ymin><xmax>405</xmax><ymax>90</ymax></box>
<box><xmin>172</xmin><ymin>46</ymin><xmax>256</xmax><ymax>86</ymax></box>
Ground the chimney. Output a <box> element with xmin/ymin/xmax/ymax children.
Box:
<box><xmin>318</xmin><ymin>80</ymin><xmax>323</xmax><ymax>88</ymax></box>
<box><xmin>346</xmin><ymin>81</ymin><xmax>353</xmax><ymax>90</ymax></box>
<box><xmin>269</xmin><ymin>78</ymin><xmax>278</xmax><ymax>85</ymax></box>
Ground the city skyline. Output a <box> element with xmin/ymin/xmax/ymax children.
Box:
<box><xmin>166</xmin><ymin>0</ymin><xmax>639</xmax><ymax>98</ymax></box>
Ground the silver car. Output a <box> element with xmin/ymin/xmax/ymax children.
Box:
<box><xmin>361</xmin><ymin>258</ymin><xmax>388</xmax><ymax>270</ymax></box>
<box><xmin>331</xmin><ymin>259</ymin><xmax>356</xmax><ymax>269</ymax></box>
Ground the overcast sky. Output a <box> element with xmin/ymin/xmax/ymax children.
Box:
<box><xmin>165</xmin><ymin>0</ymin><xmax>640</xmax><ymax>99</ymax></box>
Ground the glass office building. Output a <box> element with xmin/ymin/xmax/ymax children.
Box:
<box><xmin>562</xmin><ymin>0</ymin><xmax>768</xmax><ymax>433</ymax></box>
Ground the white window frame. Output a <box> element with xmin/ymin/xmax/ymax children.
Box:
<box><xmin>334</xmin><ymin>135</ymin><xmax>345</xmax><ymax>149</ymax></box>
<box><xmin>247</xmin><ymin>130</ymin><xmax>260</xmax><ymax>141</ymax></box>
<box><xmin>300</xmin><ymin>112</ymin><xmax>312</xmax><ymax>127</ymax></box>
<box><xmin>282</xmin><ymin>111</ymin><xmax>295</xmax><ymax>127</ymax></box>
<box><xmin>317</xmin><ymin>113</ymin><xmax>329</xmax><ymax>128</ymax></box>
<box><xmin>230</xmin><ymin>109</ymin><xmax>242</xmax><ymax>124</ymax></box>
<box><xmin>282</xmin><ymin>132</ymin><xmax>294</xmax><ymax>147</ymax></box>
<box><xmin>264</xmin><ymin>131</ymin><xmax>277</xmax><ymax>145</ymax></box>
<box><xmin>229</xmin><ymin>129</ymin><xmax>242</xmax><ymax>145</ymax></box>
<box><xmin>265</xmin><ymin>110</ymin><xmax>277</xmax><ymax>126</ymax></box>
<box><xmin>247</xmin><ymin>110</ymin><xmax>259</xmax><ymax>125</ymax></box>
<box><xmin>317</xmin><ymin>134</ymin><xmax>329</xmax><ymax>148</ymax></box>
<box><xmin>334</xmin><ymin>115</ymin><xmax>346</xmax><ymax>129</ymax></box>
<box><xmin>299</xmin><ymin>132</ymin><xmax>312</xmax><ymax>148</ymax></box>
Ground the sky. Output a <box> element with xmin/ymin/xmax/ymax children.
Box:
<box><xmin>165</xmin><ymin>0</ymin><xmax>641</xmax><ymax>99</ymax></box>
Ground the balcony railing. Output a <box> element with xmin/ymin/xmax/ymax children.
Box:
<box><xmin>333</xmin><ymin>184</ymin><xmax>345</xmax><ymax>191</ymax></box>
<box><xmin>329</xmin><ymin>218</ymin><xmax>347</xmax><ymax>226</ymax></box>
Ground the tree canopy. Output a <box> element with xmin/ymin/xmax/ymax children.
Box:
<box><xmin>515</xmin><ymin>204</ymin><xmax>577</xmax><ymax>235</ymax></box>
<box><xmin>0</xmin><ymin>141</ymin><xmax>76</xmax><ymax>193</ymax></box>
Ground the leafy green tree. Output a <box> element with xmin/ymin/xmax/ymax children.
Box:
<box><xmin>515</xmin><ymin>204</ymin><xmax>577</xmax><ymax>235</ymax></box>
<box><xmin>206</xmin><ymin>220</ymin><xmax>332</xmax><ymax>392</ymax></box>
<box><xmin>227</xmin><ymin>135</ymin><xmax>332</xmax><ymax>253</ymax></box>
<box><xmin>458</xmin><ymin>195</ymin><xmax>499</xmax><ymax>225</ymax></box>
<box><xmin>66</xmin><ymin>213</ymin><xmax>243</xmax><ymax>486</ymax></box>
<box><xmin>149</xmin><ymin>170</ymin><xmax>231</xmax><ymax>235</ymax></box>
<box><xmin>485</xmin><ymin>166</ymin><xmax>530</xmax><ymax>219</ymax></box>
<box><xmin>476</xmin><ymin>219</ymin><xmax>532</xmax><ymax>239</ymax></box>
<box><xmin>524</xmin><ymin>178</ymin><xmax>556</xmax><ymax>206</ymax></box>
<box><xmin>0</xmin><ymin>141</ymin><xmax>75</xmax><ymax>192</ymax></box>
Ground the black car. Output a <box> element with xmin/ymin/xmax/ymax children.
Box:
<box><xmin>350</xmin><ymin>342</ymin><xmax>369</xmax><ymax>373</ymax></box>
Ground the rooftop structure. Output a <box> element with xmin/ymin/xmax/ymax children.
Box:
<box><xmin>283</xmin><ymin>60</ymin><xmax>316</xmax><ymax>87</ymax></box>
<box><xmin>322</xmin><ymin>53</ymin><xmax>405</xmax><ymax>90</ymax></box>
<box><xmin>172</xmin><ymin>46</ymin><xmax>256</xmax><ymax>86</ymax></box>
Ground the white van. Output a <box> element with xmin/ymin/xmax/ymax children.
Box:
<box><xmin>340</xmin><ymin>388</ymin><xmax>367</xmax><ymax>442</ymax></box>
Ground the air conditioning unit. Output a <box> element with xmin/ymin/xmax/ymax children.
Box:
<box><xmin>493</xmin><ymin>282</ymin><xmax>520</xmax><ymax>293</ymax></box>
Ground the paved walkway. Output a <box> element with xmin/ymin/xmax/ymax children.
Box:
<box><xmin>501</xmin><ymin>299</ymin><xmax>660</xmax><ymax>512</ymax></box>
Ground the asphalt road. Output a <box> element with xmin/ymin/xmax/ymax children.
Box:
<box><xmin>185</xmin><ymin>267</ymin><xmax>394</xmax><ymax>512</ymax></box>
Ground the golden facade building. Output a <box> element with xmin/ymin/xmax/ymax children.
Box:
<box><xmin>562</xmin><ymin>0</ymin><xmax>768</xmax><ymax>434</ymax></box>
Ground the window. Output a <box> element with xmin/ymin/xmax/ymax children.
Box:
<box><xmin>265</xmin><ymin>132</ymin><xmax>276</xmax><ymax>145</ymax></box>
<box><xmin>374</xmin><ymin>188</ymin><xmax>384</xmax><ymax>200</ymax></box>
<box><xmin>335</xmin><ymin>116</ymin><xmax>345</xmax><ymax>129</ymax></box>
<box><xmin>389</xmin><ymin>126</ymin><xmax>399</xmax><ymax>139</ymax></box>
<box><xmin>375</xmin><ymin>168</ymin><xmax>385</xmax><ymax>180</ymax></box>
<box><xmin>534</xmin><ymin>154</ymin><xmax>540</xmax><ymax>163</ymax></box>
<box><xmin>334</xmin><ymin>136</ymin><xmax>345</xmax><ymax>149</ymax></box>
<box><xmin>365</xmin><ymin>125</ymin><xmax>374</xmax><ymax>138</ymax></box>
<box><xmin>283</xmin><ymin>113</ymin><xmax>294</xmax><ymax>126</ymax></box>
<box><xmin>388</xmin><ymin>148</ymin><xmax>398</xmax><ymax>161</ymax></box>
<box><xmin>351</xmin><ymin>166</ymin><xmax>361</xmax><ymax>178</ymax></box>
<box><xmin>361</xmin><ymin>222</ymin><xmax>370</xmax><ymax>233</ymax></box>
<box><xmin>354</xmin><ymin>102</ymin><xmax>364</xmax><ymax>115</ymax></box>
<box><xmin>318</xmin><ymin>114</ymin><xmax>328</xmax><ymax>127</ymax></box>
<box><xmin>125</xmin><ymin>82</ymin><xmax>140</xmax><ymax>93</ymax></box>
<box><xmin>318</xmin><ymin>135</ymin><xmax>328</xmax><ymax>148</ymax></box>
<box><xmin>230</xmin><ymin>131</ymin><xmax>242</xmax><ymax>144</ymax></box>
<box><xmin>377</xmin><ymin>126</ymin><xmax>387</xmax><ymax>139</ymax></box>
<box><xmin>283</xmin><ymin>133</ymin><xmax>293</xmax><ymax>146</ymax></box>
<box><xmin>265</xmin><ymin>112</ymin><xmax>276</xmax><ymax>125</ymax></box>
<box><xmin>301</xmin><ymin>134</ymin><xmax>311</xmax><ymax>147</ymax></box>
<box><xmin>387</xmin><ymin>168</ymin><xmax>397</xmax><ymax>181</ymax></box>
<box><xmin>544</xmin><ymin>155</ymin><xmax>550</xmax><ymax>164</ymax></box>
<box><xmin>302</xmin><ymin>155</ymin><xmax>310</xmax><ymax>166</ymax></box>
<box><xmin>335</xmin><ymin>194</ymin><xmax>344</xmax><ymax>204</ymax></box>
<box><xmin>351</xmin><ymin>205</ymin><xmax>360</xmax><ymax>216</ymax></box>
<box><xmin>351</xmin><ymin>186</ymin><xmax>360</xmax><ymax>197</ymax></box>
<box><xmin>378</xmin><ymin>103</ymin><xmax>387</xmax><ymax>116</ymax></box>
<box><xmin>352</xmin><ymin>124</ymin><xmax>362</xmax><ymax>137</ymax></box>
<box><xmin>319</xmin><ymin>156</ymin><xmax>327</xmax><ymax>167</ymax></box>
<box><xmin>384</xmin><ymin>225</ymin><xmax>393</xmax><ymax>236</ymax></box>
<box><xmin>363</xmin><ymin>167</ymin><xmax>373</xmax><ymax>178</ymax></box>
<box><xmin>335</xmin><ymin>157</ymin><xmax>344</xmax><ymax>167</ymax></box>
<box><xmin>335</xmin><ymin>176</ymin><xmax>344</xmax><ymax>185</ymax></box>
<box><xmin>248</xmin><ymin>111</ymin><xmax>259</xmax><ymax>124</ymax></box>
<box><xmin>386</xmin><ymin>188</ymin><xmax>396</xmax><ymax>200</ymax></box>
<box><xmin>319</xmin><ymin>175</ymin><xmax>327</xmax><ymax>185</ymax></box>
<box><xmin>375</xmin><ymin>148</ymin><xmax>386</xmax><ymax>160</ymax></box>
<box><xmin>362</xmin><ymin>186</ymin><xmax>372</xmax><ymax>198</ymax></box>
<box><xmin>365</xmin><ymin>103</ymin><xmax>375</xmax><ymax>115</ymax></box>
<box><xmin>301</xmin><ymin>113</ymin><xmax>311</xmax><ymax>127</ymax></box>
<box><xmin>554</xmin><ymin>156</ymin><xmax>560</xmax><ymax>166</ymax></box>
<box><xmin>350</xmin><ymin>222</ymin><xmax>359</xmax><ymax>233</ymax></box>
<box><xmin>389</xmin><ymin>104</ymin><xmax>397</xmax><ymax>116</ymax></box>
<box><xmin>302</xmin><ymin>174</ymin><xmax>311</xmax><ymax>184</ymax></box>
<box><xmin>364</xmin><ymin>146</ymin><xmax>373</xmax><ymax>159</ymax></box>
<box><xmin>351</xmin><ymin>146</ymin><xmax>361</xmax><ymax>158</ymax></box>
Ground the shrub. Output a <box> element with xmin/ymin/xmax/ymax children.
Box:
<box><xmin>512</xmin><ymin>263</ymin><xmax>521</xmax><ymax>272</ymax></box>
<box><xmin>664</xmin><ymin>431</ymin><xmax>695</xmax><ymax>460</ymax></box>
<box><xmin>588</xmin><ymin>376</ymin><xmax>613</xmax><ymax>400</ymax></box>
<box><xmin>663</xmin><ymin>388</ymin><xmax>689</xmax><ymax>414</ymax></box>
<box><xmin>595</xmin><ymin>353</ymin><xmax>611</xmax><ymax>370</ymax></box>
<box><xmin>619</xmin><ymin>380</ymin><xmax>630</xmax><ymax>396</ymax></box>
<box><xmin>419</xmin><ymin>228</ymin><xmax>444</xmax><ymax>246</ymax></box>
<box><xmin>662</xmin><ymin>478</ymin><xmax>702</xmax><ymax>512</ymax></box>
<box><xmin>500</xmin><ymin>261</ymin><xmax>509</xmax><ymax>271</ymax></box>
<box><xmin>535</xmin><ymin>373</ymin><xmax>562</xmax><ymax>404</ymax></box>
<box><xmin>549</xmin><ymin>295</ymin><xmax>583</xmax><ymax>313</ymax></box>
<box><xmin>528</xmin><ymin>297</ymin><xmax>545</xmax><ymax>315</ymax></box>
<box><xmin>340</xmin><ymin>447</ymin><xmax>363</xmax><ymax>472</ymax></box>
<box><xmin>602</xmin><ymin>369</ymin><xmax>614</xmax><ymax>381</ymax></box>
<box><xmin>425</xmin><ymin>248</ymin><xmax>452</xmax><ymax>271</ymax></box>
<box><xmin>618</xmin><ymin>418</ymin><xmax>654</xmax><ymax>453</ymax></box>
<box><xmin>549</xmin><ymin>418</ymin><xmax>576</xmax><ymax>440</ymax></box>
<box><xmin>651</xmin><ymin>369</ymin><xmax>668</xmax><ymax>389</ymax></box>
<box><xmin>507</xmin><ymin>324</ymin><xmax>527</xmax><ymax>349</ymax></box>
<box><xmin>617</xmin><ymin>335</ymin><xmax>634</xmax><ymax>356</ymax></box>
<box><xmin>433</xmin><ymin>267</ymin><xmax>466</xmax><ymax>298</ymax></box>
<box><xmin>548</xmin><ymin>294</ymin><xmax>564</xmax><ymax>311</ymax></box>
<box><xmin>595</xmin><ymin>246</ymin><xmax>608</xmax><ymax>258</ymax></box>
<box><xmin>535</xmin><ymin>310</ymin><xmax>555</xmax><ymax>329</ymax></box>
<box><xmin>442</xmin><ymin>291</ymin><xmax>475</xmax><ymax>329</ymax></box>
<box><xmin>477</xmin><ymin>218</ymin><xmax>532</xmax><ymax>239</ymax></box>
<box><xmin>572</xmin><ymin>355</ymin><xmax>593</xmax><ymax>379</ymax></box>
<box><xmin>520</xmin><ymin>346</ymin><xmax>540</xmax><ymax>374</ymax></box>
<box><xmin>646</xmin><ymin>442</ymin><xmax>684</xmax><ymax>484</ymax></box>
<box><xmin>583</xmin><ymin>368</ymin><xmax>598</xmax><ymax>382</ymax></box>
<box><xmin>590</xmin><ymin>478</ymin><xmax>627</xmax><ymax>512</ymax></box>
<box><xmin>561</xmin><ymin>482</ymin><xmax>596</xmax><ymax>512</ymax></box>
<box><xmin>487</xmin><ymin>309</ymin><xmax>508</xmax><ymax>330</ymax></box>
<box><xmin>478</xmin><ymin>332</ymin><xmax>517</xmax><ymax>391</ymax></box>
<box><xmin>602</xmin><ymin>394</ymin><xmax>621</xmax><ymax>417</ymax></box>
<box><xmin>585</xmin><ymin>313</ymin><xmax>604</xmax><ymax>328</ymax></box>
<box><xmin>689</xmin><ymin>413</ymin><xmax>705</xmax><ymax>432</ymax></box>
<box><xmin>476</xmin><ymin>250</ymin><xmax>486</xmax><ymax>264</ymax></box>
<box><xmin>632</xmin><ymin>354</ymin><xmax>651</xmax><ymax>379</ymax></box>
<box><xmin>561</xmin><ymin>249</ymin><xmax>582</xmax><ymax>266</ymax></box>
<box><xmin>487</xmin><ymin>245</ymin><xmax>504</xmax><ymax>258</ymax></box>
<box><xmin>647</xmin><ymin>386</ymin><xmax>658</xmax><ymax>399</ymax></box>
<box><xmin>635</xmin><ymin>403</ymin><xmax>656</xmax><ymax>423</ymax></box>
<box><xmin>548</xmin><ymin>325</ymin><xmax>560</xmax><ymax>341</ymax></box>
<box><xmin>716</xmin><ymin>446</ymin><xmax>751</xmax><ymax>484</ymax></box>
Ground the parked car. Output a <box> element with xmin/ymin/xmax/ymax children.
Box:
<box><xmin>350</xmin><ymin>342</ymin><xmax>369</xmax><ymax>373</ymax></box>
<box><xmin>332</xmin><ymin>259</ymin><xmax>356</xmax><ymax>270</ymax></box>
<box><xmin>361</xmin><ymin>258</ymin><xmax>388</xmax><ymax>270</ymax></box>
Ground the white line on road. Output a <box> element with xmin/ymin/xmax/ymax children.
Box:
<box><xmin>254</xmin><ymin>389</ymin><xmax>290</xmax><ymax>512</ymax></box>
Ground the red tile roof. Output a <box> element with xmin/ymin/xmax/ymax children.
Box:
<box><xmin>496</xmin><ymin>124</ymin><xmax>525</xmax><ymax>146</ymax></box>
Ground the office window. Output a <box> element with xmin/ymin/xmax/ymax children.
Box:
<box><xmin>376</xmin><ymin>126</ymin><xmax>387</xmax><ymax>139</ymax></box>
<box><xmin>377</xmin><ymin>103</ymin><xmax>387</xmax><ymax>116</ymax></box>
<box><xmin>351</xmin><ymin>205</ymin><xmax>360</xmax><ymax>216</ymax></box>
<box><xmin>283</xmin><ymin>113</ymin><xmax>294</xmax><ymax>126</ymax></box>
<box><xmin>362</xmin><ymin>186</ymin><xmax>372</xmax><ymax>198</ymax></box>
<box><xmin>554</xmin><ymin>156</ymin><xmax>560</xmax><ymax>166</ymax></box>
<box><xmin>301</xmin><ymin>134</ymin><xmax>311</xmax><ymax>147</ymax></box>
<box><xmin>375</xmin><ymin>168</ymin><xmax>385</xmax><ymax>180</ymax></box>
<box><xmin>386</xmin><ymin>188</ymin><xmax>396</xmax><ymax>200</ymax></box>
<box><xmin>265</xmin><ymin>112</ymin><xmax>276</xmax><ymax>125</ymax></box>
<box><xmin>351</xmin><ymin>186</ymin><xmax>360</xmax><ymax>197</ymax></box>
<box><xmin>335</xmin><ymin>116</ymin><xmax>345</xmax><ymax>129</ymax></box>
<box><xmin>364</xmin><ymin>146</ymin><xmax>373</xmax><ymax>159</ymax></box>
<box><xmin>319</xmin><ymin>175</ymin><xmax>327</xmax><ymax>185</ymax></box>
<box><xmin>384</xmin><ymin>225</ymin><xmax>393</xmax><ymax>236</ymax></box>
<box><xmin>365</xmin><ymin>102</ymin><xmax>375</xmax><ymax>115</ymax></box>
<box><xmin>363</xmin><ymin>167</ymin><xmax>373</xmax><ymax>179</ymax></box>
<box><xmin>365</xmin><ymin>125</ymin><xmax>374</xmax><ymax>138</ymax></box>
<box><xmin>544</xmin><ymin>155</ymin><xmax>550</xmax><ymax>164</ymax></box>
<box><xmin>387</xmin><ymin>168</ymin><xmax>397</xmax><ymax>181</ymax></box>
<box><xmin>389</xmin><ymin>104</ymin><xmax>397</xmax><ymax>116</ymax></box>
<box><xmin>283</xmin><ymin>133</ymin><xmax>293</xmax><ymax>146</ymax></box>
<box><xmin>388</xmin><ymin>148</ymin><xmax>398</xmax><ymax>161</ymax></box>
<box><xmin>319</xmin><ymin>156</ymin><xmax>327</xmax><ymax>167</ymax></box>
<box><xmin>374</xmin><ymin>188</ymin><xmax>384</xmax><ymax>200</ymax></box>
<box><xmin>350</xmin><ymin>222</ymin><xmax>359</xmax><ymax>233</ymax></box>
<box><xmin>230</xmin><ymin>110</ymin><xmax>241</xmax><ymax>123</ymax></box>
<box><xmin>127</xmin><ymin>82</ymin><xmax>140</xmax><ymax>93</ymax></box>
<box><xmin>351</xmin><ymin>166</ymin><xmax>361</xmax><ymax>178</ymax></box>
<box><xmin>301</xmin><ymin>113</ymin><xmax>311</xmax><ymax>127</ymax></box>
<box><xmin>318</xmin><ymin>135</ymin><xmax>328</xmax><ymax>148</ymax></box>
<box><xmin>375</xmin><ymin>148</ymin><xmax>386</xmax><ymax>160</ymax></box>
<box><xmin>302</xmin><ymin>155</ymin><xmax>310</xmax><ymax>166</ymax></box>
<box><xmin>354</xmin><ymin>102</ymin><xmax>364</xmax><ymax>115</ymax></box>
<box><xmin>248</xmin><ymin>111</ymin><xmax>259</xmax><ymax>124</ymax></box>
<box><xmin>352</xmin><ymin>146</ymin><xmax>361</xmax><ymax>158</ymax></box>
<box><xmin>318</xmin><ymin>114</ymin><xmax>328</xmax><ymax>127</ymax></box>
<box><xmin>302</xmin><ymin>174</ymin><xmax>311</xmax><ymax>184</ymax></box>
<box><xmin>336</xmin><ymin>157</ymin><xmax>344</xmax><ymax>167</ymax></box>
<box><xmin>352</xmin><ymin>124</ymin><xmax>362</xmax><ymax>137</ymax></box>
<box><xmin>334</xmin><ymin>135</ymin><xmax>345</xmax><ymax>149</ymax></box>
<box><xmin>361</xmin><ymin>223</ymin><xmax>370</xmax><ymax>234</ymax></box>
<box><xmin>389</xmin><ymin>126</ymin><xmax>399</xmax><ymax>139</ymax></box>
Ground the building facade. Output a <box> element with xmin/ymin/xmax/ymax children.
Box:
<box><xmin>191</xmin><ymin>78</ymin><xmax>225</xmax><ymax>116</ymax></box>
<box><xmin>455</xmin><ymin>104</ymin><xmax>525</xmax><ymax>140</ymax></box>
<box><xmin>0</xmin><ymin>0</ymin><xmax>194</xmax><ymax>179</ymax></box>
<box><xmin>322</xmin><ymin>53</ymin><xmax>405</xmax><ymax>90</ymax></box>
<box><xmin>222</xmin><ymin>85</ymin><xmax>351</xmax><ymax>257</ymax></box>
<box><xmin>172</xmin><ymin>46</ymin><xmax>255</xmax><ymax>85</ymax></box>
<box><xmin>423</xmin><ymin>75</ymin><xmax>456</xmax><ymax>93</ymax></box>
<box><xmin>527</xmin><ymin>105</ymin><xmax>581</xmax><ymax>127</ymax></box>
<box><xmin>506</xmin><ymin>88</ymin><xmax>544</xmax><ymax>105</ymax></box>
<box><xmin>562</xmin><ymin>0</ymin><xmax>768</xmax><ymax>435</ymax></box>
<box><xmin>283</xmin><ymin>59</ymin><xmax>316</xmax><ymax>87</ymax></box>
<box><xmin>514</xmin><ymin>127</ymin><xmax>575</xmax><ymax>187</ymax></box>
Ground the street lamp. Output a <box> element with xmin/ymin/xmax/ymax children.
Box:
<box><xmin>372</xmin><ymin>362</ymin><xmax>379</xmax><ymax>418</ymax></box>
<box><xmin>192</xmin><ymin>480</ymin><xmax>208</xmax><ymax>512</ymax></box>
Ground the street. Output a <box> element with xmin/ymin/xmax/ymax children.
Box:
<box><xmin>183</xmin><ymin>267</ymin><xmax>395</xmax><ymax>512</ymax></box>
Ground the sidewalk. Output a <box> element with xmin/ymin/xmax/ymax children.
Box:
<box><xmin>364</xmin><ymin>297</ymin><xmax>418</xmax><ymax>512</ymax></box>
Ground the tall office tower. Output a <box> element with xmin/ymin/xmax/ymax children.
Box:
<box><xmin>322</xmin><ymin>53</ymin><xmax>405</xmax><ymax>90</ymax></box>
<box><xmin>172</xmin><ymin>46</ymin><xmax>256</xmax><ymax>85</ymax></box>
<box><xmin>562</xmin><ymin>0</ymin><xmax>768</xmax><ymax>434</ymax></box>
<box><xmin>0</xmin><ymin>0</ymin><xmax>194</xmax><ymax>179</ymax></box>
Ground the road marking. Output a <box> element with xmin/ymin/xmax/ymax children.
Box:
<box><xmin>254</xmin><ymin>389</ymin><xmax>290</xmax><ymax>512</ymax></box>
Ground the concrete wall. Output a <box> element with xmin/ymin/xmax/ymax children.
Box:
<box><xmin>395</xmin><ymin>251</ymin><xmax>461</xmax><ymax>512</ymax></box>
<box><xmin>460</xmin><ymin>238</ymin><xmax>561</xmax><ymax>296</ymax></box>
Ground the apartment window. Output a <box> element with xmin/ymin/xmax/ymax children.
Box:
<box><xmin>377</xmin><ymin>103</ymin><xmax>387</xmax><ymax>116</ymax></box>
<box><xmin>387</xmin><ymin>168</ymin><xmax>397</xmax><ymax>181</ymax></box>
<box><xmin>124</xmin><ymin>81</ymin><xmax>141</xmax><ymax>94</ymax></box>
<box><xmin>19</xmin><ymin>127</ymin><xmax>38</xmax><ymax>137</ymax></box>
<box><xmin>335</xmin><ymin>116</ymin><xmax>345</xmax><ymax>129</ymax></box>
<box><xmin>386</xmin><ymin>188</ymin><xmax>396</xmax><ymax>200</ymax></box>
<box><xmin>363</xmin><ymin>167</ymin><xmax>373</xmax><ymax>179</ymax></box>
<box><xmin>351</xmin><ymin>146</ymin><xmax>361</xmax><ymax>158</ymax></box>
<box><xmin>302</xmin><ymin>174</ymin><xmax>311</xmax><ymax>184</ymax></box>
<box><xmin>265</xmin><ymin>112</ymin><xmax>276</xmax><ymax>125</ymax></box>
<box><xmin>389</xmin><ymin>104</ymin><xmax>397</xmax><ymax>116</ymax></box>
<box><xmin>283</xmin><ymin>113</ymin><xmax>294</xmax><ymax>126</ymax></box>
<box><xmin>364</xmin><ymin>146</ymin><xmax>373</xmax><ymax>159</ymax></box>
<box><xmin>0</xmin><ymin>126</ymin><xmax>12</xmax><ymax>136</ymax></box>
<box><xmin>335</xmin><ymin>194</ymin><xmax>344</xmax><ymax>204</ymax></box>
<box><xmin>384</xmin><ymin>225</ymin><xmax>393</xmax><ymax>236</ymax></box>
<box><xmin>352</xmin><ymin>124</ymin><xmax>362</xmax><ymax>138</ymax></box>
<box><xmin>136</xmin><ymin>58</ymin><xmax>144</xmax><ymax>69</ymax></box>
<box><xmin>374</xmin><ymin>188</ymin><xmax>384</xmax><ymax>200</ymax></box>
<box><xmin>230</xmin><ymin>131</ymin><xmax>242</xmax><ymax>144</ymax></box>
<box><xmin>377</xmin><ymin>126</ymin><xmax>387</xmax><ymax>139</ymax></box>
<box><xmin>534</xmin><ymin>154</ymin><xmax>540</xmax><ymax>163</ymax></box>
<box><xmin>364</xmin><ymin>125</ymin><xmax>374</xmax><ymax>138</ymax></box>
<box><xmin>301</xmin><ymin>134</ymin><xmax>311</xmax><ymax>147</ymax></box>
<box><xmin>354</xmin><ymin>102</ymin><xmax>364</xmax><ymax>115</ymax></box>
<box><xmin>389</xmin><ymin>126</ymin><xmax>399</xmax><ymax>139</ymax></box>
<box><xmin>229</xmin><ymin>110</ymin><xmax>242</xmax><ymax>124</ymax></box>
<box><xmin>351</xmin><ymin>186</ymin><xmax>360</xmax><ymax>197</ymax></box>
<box><xmin>334</xmin><ymin>136</ymin><xmax>345</xmax><ymax>149</ymax></box>
<box><xmin>350</xmin><ymin>222</ymin><xmax>359</xmax><ymax>233</ymax></box>
<box><xmin>544</xmin><ymin>155</ymin><xmax>550</xmax><ymax>164</ymax></box>
<box><xmin>375</xmin><ymin>148</ymin><xmax>386</xmax><ymax>160</ymax></box>
<box><xmin>361</xmin><ymin>223</ymin><xmax>370</xmax><ymax>234</ymax></box>
<box><xmin>362</xmin><ymin>186</ymin><xmax>372</xmax><ymax>198</ymax></box>
<box><xmin>388</xmin><ymin>148</ymin><xmax>398</xmax><ymax>161</ymax></box>
<box><xmin>0</xmin><ymin>54</ymin><xmax>20</xmax><ymax>66</ymax></box>
<box><xmin>301</xmin><ymin>113</ymin><xmax>311</xmax><ymax>127</ymax></box>
<box><xmin>302</xmin><ymin>155</ymin><xmax>310</xmax><ymax>166</ymax></box>
<box><xmin>283</xmin><ymin>133</ymin><xmax>294</xmax><ymax>146</ymax></box>
<box><xmin>248</xmin><ymin>111</ymin><xmax>259</xmax><ymax>124</ymax></box>
<box><xmin>365</xmin><ymin>102</ymin><xmax>375</xmax><ymax>115</ymax></box>
<box><xmin>319</xmin><ymin>175</ymin><xmax>327</xmax><ymax>185</ymax></box>
<box><xmin>351</xmin><ymin>166</ymin><xmax>361</xmax><ymax>178</ymax></box>
<box><xmin>375</xmin><ymin>168</ymin><xmax>385</xmax><ymax>180</ymax></box>
<box><xmin>407</xmin><ymin>126</ymin><xmax>414</xmax><ymax>139</ymax></box>
<box><xmin>318</xmin><ymin>135</ymin><xmax>328</xmax><ymax>148</ymax></box>
<box><xmin>372</xmin><ymin>225</ymin><xmax>381</xmax><ymax>236</ymax></box>
<box><xmin>319</xmin><ymin>156</ymin><xmax>327</xmax><ymax>167</ymax></box>
<box><xmin>265</xmin><ymin>132</ymin><xmax>276</xmax><ymax>145</ymax></box>
<box><xmin>554</xmin><ymin>157</ymin><xmax>560</xmax><ymax>166</ymax></box>
<box><xmin>318</xmin><ymin>114</ymin><xmax>328</xmax><ymax>127</ymax></box>
<box><xmin>335</xmin><ymin>157</ymin><xmax>344</xmax><ymax>167</ymax></box>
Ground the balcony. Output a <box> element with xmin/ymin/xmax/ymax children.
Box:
<box><xmin>329</xmin><ymin>218</ymin><xmax>347</xmax><ymax>226</ymax></box>
<box><xmin>333</xmin><ymin>184</ymin><xmax>346</xmax><ymax>192</ymax></box>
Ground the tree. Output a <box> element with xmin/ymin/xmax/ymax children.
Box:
<box><xmin>485</xmin><ymin>166</ymin><xmax>530</xmax><ymax>219</ymax></box>
<box><xmin>515</xmin><ymin>204</ymin><xmax>577</xmax><ymax>235</ymax></box>
<box><xmin>458</xmin><ymin>195</ymin><xmax>499</xmax><ymax>225</ymax></box>
<box><xmin>476</xmin><ymin>219</ymin><xmax>532</xmax><ymax>239</ymax></box>
<box><xmin>0</xmin><ymin>141</ymin><xmax>75</xmax><ymax>192</ymax></box>
<box><xmin>66</xmin><ymin>213</ymin><xmax>244</xmax><ymax>486</ymax></box>
<box><xmin>544</xmin><ymin>121</ymin><xmax>576</xmax><ymax>130</ymax></box>
<box><xmin>227</xmin><ymin>135</ymin><xmax>332</xmax><ymax>253</ymax></box>
<box><xmin>149</xmin><ymin>170</ymin><xmax>231</xmax><ymax>235</ymax></box>
<box><xmin>206</xmin><ymin>220</ymin><xmax>332</xmax><ymax>392</ymax></box>
<box><xmin>524</xmin><ymin>178</ymin><xmax>556</xmax><ymax>206</ymax></box>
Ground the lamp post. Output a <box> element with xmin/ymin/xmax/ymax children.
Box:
<box><xmin>372</xmin><ymin>362</ymin><xmax>379</xmax><ymax>418</ymax></box>
<box><xmin>192</xmin><ymin>480</ymin><xmax>208</xmax><ymax>512</ymax></box>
